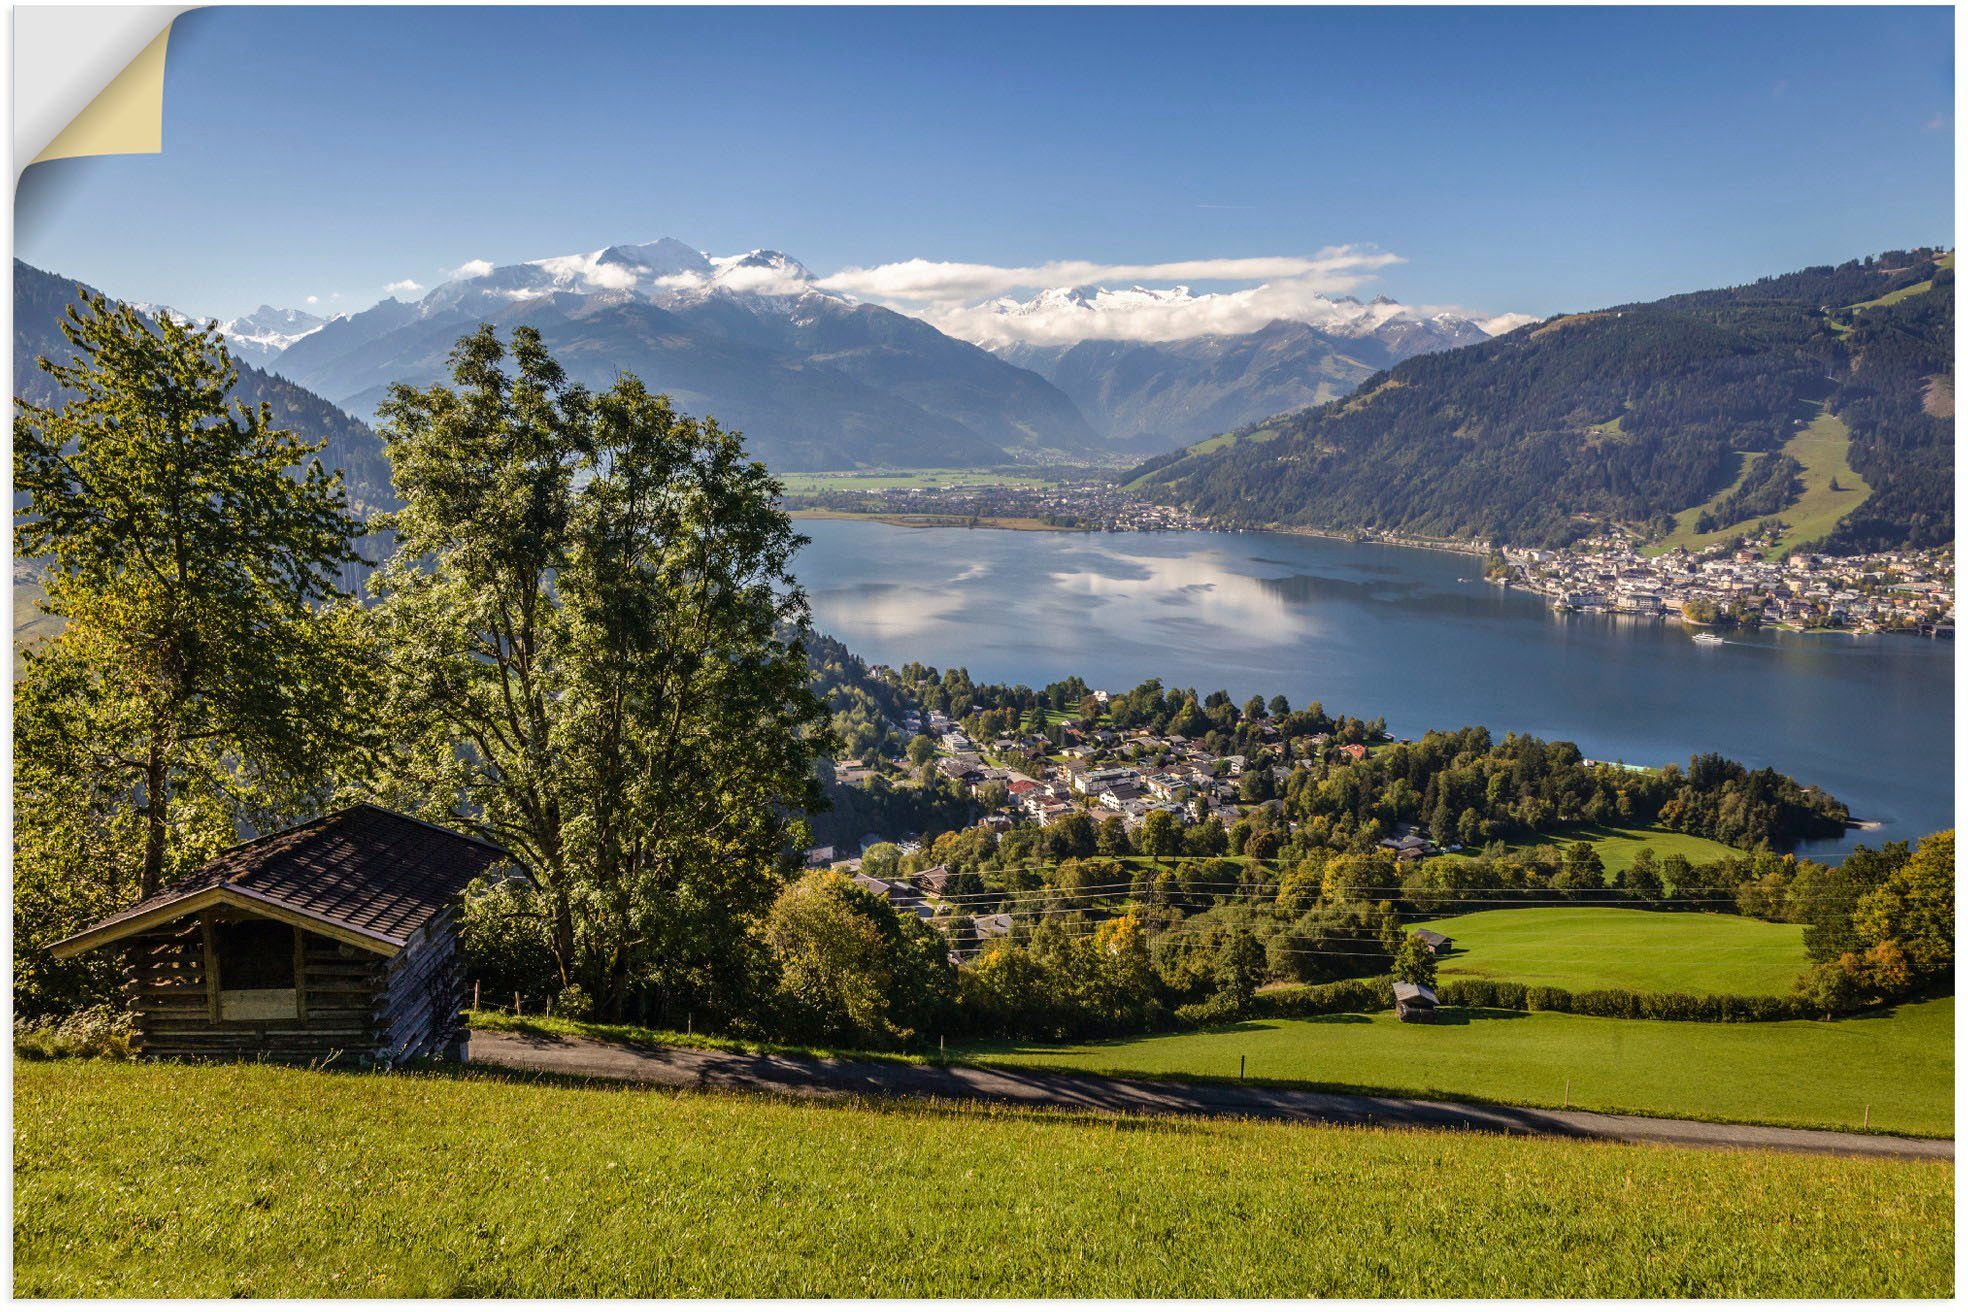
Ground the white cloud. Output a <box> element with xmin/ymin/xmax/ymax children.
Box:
<box><xmin>450</xmin><ymin>258</ymin><xmax>495</xmax><ymax>280</ymax></box>
<box><xmin>304</xmin><ymin>294</ymin><xmax>319</xmax><ymax>305</ymax></box>
<box><xmin>531</xmin><ymin>250</ymin><xmax>641</xmax><ymax>291</ymax></box>
<box><xmin>817</xmin><ymin>247</ymin><xmax>1399</xmax><ymax>303</ymax></box>
<box><xmin>1478</xmin><ymin>311</ymin><xmax>1540</xmax><ymax>336</ymax></box>
<box><xmin>384</xmin><ymin>278</ymin><xmax>424</xmax><ymax>297</ymax></box>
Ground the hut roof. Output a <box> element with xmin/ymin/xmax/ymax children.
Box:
<box><xmin>49</xmin><ymin>805</ymin><xmax>511</xmax><ymax>959</ymax></box>
<box><xmin>1392</xmin><ymin>981</ymin><xmax>1439</xmax><ymax>1005</ymax></box>
<box><xmin>1413</xmin><ymin>929</ymin><xmax>1452</xmax><ymax>949</ymax></box>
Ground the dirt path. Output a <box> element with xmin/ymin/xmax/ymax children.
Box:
<box><xmin>470</xmin><ymin>1029</ymin><xmax>1950</xmax><ymax>1161</ymax></box>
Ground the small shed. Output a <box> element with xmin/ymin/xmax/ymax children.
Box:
<box><xmin>50</xmin><ymin>805</ymin><xmax>510</xmax><ymax>1066</ymax></box>
<box><xmin>1412</xmin><ymin>929</ymin><xmax>1453</xmax><ymax>956</ymax></box>
<box><xmin>1392</xmin><ymin>980</ymin><xmax>1439</xmax><ymax>1023</ymax></box>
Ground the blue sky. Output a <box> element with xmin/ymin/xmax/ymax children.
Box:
<box><xmin>17</xmin><ymin>5</ymin><xmax>1955</xmax><ymax>324</ymax></box>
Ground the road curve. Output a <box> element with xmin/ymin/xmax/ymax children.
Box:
<box><xmin>469</xmin><ymin>1028</ymin><xmax>1951</xmax><ymax>1162</ymax></box>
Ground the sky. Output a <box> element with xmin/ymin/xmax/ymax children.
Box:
<box><xmin>16</xmin><ymin>5</ymin><xmax>1956</xmax><ymax>333</ymax></box>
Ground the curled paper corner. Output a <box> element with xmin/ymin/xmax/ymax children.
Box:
<box><xmin>19</xmin><ymin>8</ymin><xmax>188</xmax><ymax>171</ymax></box>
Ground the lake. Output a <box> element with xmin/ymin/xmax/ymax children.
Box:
<box><xmin>794</xmin><ymin>519</ymin><xmax>1954</xmax><ymax>858</ymax></box>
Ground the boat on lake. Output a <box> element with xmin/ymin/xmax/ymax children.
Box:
<box><xmin>1691</xmin><ymin>632</ymin><xmax>1725</xmax><ymax>645</ymax></box>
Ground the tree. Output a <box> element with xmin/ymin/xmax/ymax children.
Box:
<box><xmin>1851</xmin><ymin>830</ymin><xmax>1953</xmax><ymax>983</ymax></box>
<box><xmin>14</xmin><ymin>292</ymin><xmax>369</xmax><ymax>903</ymax></box>
<box><xmin>1214</xmin><ymin>926</ymin><xmax>1266</xmax><ymax>1007</ymax></box>
<box><xmin>860</xmin><ymin>843</ymin><xmax>902</xmax><ymax>882</ymax></box>
<box><xmin>763</xmin><ymin>872</ymin><xmax>950</xmax><ymax>1046</ymax></box>
<box><xmin>371</xmin><ymin>326</ymin><xmax>826</xmax><ymax>1022</ymax></box>
<box><xmin>1044</xmin><ymin>811</ymin><xmax>1098</xmax><ymax>861</ymax></box>
<box><xmin>906</xmin><ymin>735</ymin><xmax>938</xmax><ymax>767</ymax></box>
<box><xmin>1392</xmin><ymin>932</ymin><xmax>1438</xmax><ymax>988</ymax></box>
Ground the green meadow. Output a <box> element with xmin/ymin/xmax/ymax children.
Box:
<box><xmin>1452</xmin><ymin>822</ymin><xmax>1741</xmax><ymax>874</ymax></box>
<box><xmin>1416</xmin><ymin>906</ymin><xmax>1809</xmax><ymax>995</ymax></box>
<box><xmin>13</xmin><ymin>1060</ymin><xmax>1952</xmax><ymax>1297</ymax></box>
<box><xmin>957</xmin><ymin>997</ymin><xmax>1953</xmax><ymax>1137</ymax></box>
<box><xmin>1650</xmin><ymin>408</ymin><xmax>1871</xmax><ymax>557</ymax></box>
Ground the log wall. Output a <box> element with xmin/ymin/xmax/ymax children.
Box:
<box><xmin>120</xmin><ymin>908</ymin><xmax>463</xmax><ymax>1065</ymax></box>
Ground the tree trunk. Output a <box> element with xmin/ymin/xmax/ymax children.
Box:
<box><xmin>140</xmin><ymin>741</ymin><xmax>168</xmax><ymax>897</ymax></box>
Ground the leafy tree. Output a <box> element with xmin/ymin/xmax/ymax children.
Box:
<box><xmin>1392</xmin><ymin>932</ymin><xmax>1439</xmax><ymax>988</ymax></box>
<box><xmin>14</xmin><ymin>292</ymin><xmax>368</xmax><ymax>900</ymax></box>
<box><xmin>1213</xmin><ymin>926</ymin><xmax>1266</xmax><ymax>1007</ymax></box>
<box><xmin>763</xmin><ymin>872</ymin><xmax>951</xmax><ymax>1046</ymax></box>
<box><xmin>1044</xmin><ymin>811</ymin><xmax>1098</xmax><ymax>861</ymax></box>
<box><xmin>1851</xmin><ymin>830</ymin><xmax>1953</xmax><ymax>983</ymax></box>
<box><xmin>860</xmin><ymin>843</ymin><xmax>902</xmax><ymax>882</ymax></box>
<box><xmin>370</xmin><ymin>326</ymin><xmax>826</xmax><ymax>1022</ymax></box>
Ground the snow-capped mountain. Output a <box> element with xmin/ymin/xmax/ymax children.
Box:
<box><xmin>977</xmin><ymin>286</ymin><xmax>1501</xmax><ymax>448</ymax></box>
<box><xmin>268</xmin><ymin>240</ymin><xmax>1100</xmax><ymax>470</ymax></box>
<box><xmin>217</xmin><ymin>305</ymin><xmax>327</xmax><ymax>365</ymax></box>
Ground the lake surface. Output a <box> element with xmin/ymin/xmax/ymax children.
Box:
<box><xmin>794</xmin><ymin>520</ymin><xmax>1954</xmax><ymax>858</ymax></box>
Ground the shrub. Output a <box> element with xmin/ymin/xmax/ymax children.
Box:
<box><xmin>1251</xmin><ymin>975</ymin><xmax>1393</xmax><ymax>1019</ymax></box>
<box><xmin>1173</xmin><ymin>993</ymin><xmax>1245</xmax><ymax>1028</ymax></box>
<box><xmin>15</xmin><ymin>1005</ymin><xmax>135</xmax><ymax>1060</ymax></box>
<box><xmin>1435</xmin><ymin>978</ymin><xmax>1818</xmax><ymax>1023</ymax></box>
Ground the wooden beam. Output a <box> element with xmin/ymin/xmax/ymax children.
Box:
<box><xmin>199</xmin><ymin>914</ymin><xmax>221</xmax><ymax>1023</ymax></box>
<box><xmin>48</xmin><ymin>887</ymin><xmax>401</xmax><ymax>959</ymax></box>
<box><xmin>293</xmin><ymin>926</ymin><xmax>309</xmax><ymax>1023</ymax></box>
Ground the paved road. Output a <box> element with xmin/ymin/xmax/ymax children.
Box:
<box><xmin>470</xmin><ymin>1029</ymin><xmax>1950</xmax><ymax>1161</ymax></box>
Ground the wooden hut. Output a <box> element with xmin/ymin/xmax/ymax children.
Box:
<box><xmin>1412</xmin><ymin>929</ymin><xmax>1453</xmax><ymax>956</ymax></box>
<box><xmin>1392</xmin><ymin>980</ymin><xmax>1439</xmax><ymax>1023</ymax></box>
<box><xmin>50</xmin><ymin>805</ymin><xmax>510</xmax><ymax>1066</ymax></box>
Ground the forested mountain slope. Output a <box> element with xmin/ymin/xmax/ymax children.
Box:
<box><xmin>15</xmin><ymin>260</ymin><xmax>396</xmax><ymax>520</ymax></box>
<box><xmin>1129</xmin><ymin>251</ymin><xmax>1953</xmax><ymax>552</ymax></box>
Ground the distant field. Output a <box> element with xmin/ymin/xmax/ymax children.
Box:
<box><xmin>1650</xmin><ymin>408</ymin><xmax>1870</xmax><ymax>556</ymax></box>
<box><xmin>1415</xmin><ymin>906</ymin><xmax>1809</xmax><ymax>995</ymax></box>
<box><xmin>958</xmin><ymin>996</ymin><xmax>1954</xmax><ymax>1137</ymax></box>
<box><xmin>13</xmin><ymin>579</ymin><xmax>59</xmax><ymax>649</ymax></box>
<box><xmin>1185</xmin><ymin>425</ymin><xmax>1279</xmax><ymax>456</ymax></box>
<box><xmin>777</xmin><ymin>468</ymin><xmax>1053</xmax><ymax>493</ymax></box>
<box><xmin>1453</xmin><ymin>823</ymin><xmax>1742</xmax><ymax>875</ymax></box>
<box><xmin>13</xmin><ymin>1061</ymin><xmax>1952</xmax><ymax>1296</ymax></box>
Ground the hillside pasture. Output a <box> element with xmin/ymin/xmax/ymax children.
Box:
<box><xmin>13</xmin><ymin>1060</ymin><xmax>1952</xmax><ymax>1297</ymax></box>
<box><xmin>1454</xmin><ymin>822</ymin><xmax>1741</xmax><ymax>875</ymax></box>
<box><xmin>957</xmin><ymin>997</ymin><xmax>1953</xmax><ymax>1137</ymax></box>
<box><xmin>1650</xmin><ymin>408</ymin><xmax>1871</xmax><ymax>557</ymax></box>
<box><xmin>1413</xmin><ymin>906</ymin><xmax>1809</xmax><ymax>996</ymax></box>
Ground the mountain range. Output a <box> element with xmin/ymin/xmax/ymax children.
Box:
<box><xmin>184</xmin><ymin>237</ymin><xmax>1498</xmax><ymax>468</ymax></box>
<box><xmin>992</xmin><ymin>291</ymin><xmax>1493</xmax><ymax>448</ymax></box>
<box><xmin>1127</xmin><ymin>250</ymin><xmax>1955</xmax><ymax>553</ymax></box>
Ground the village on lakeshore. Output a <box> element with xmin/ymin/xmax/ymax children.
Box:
<box><xmin>1490</xmin><ymin>533</ymin><xmax>1955</xmax><ymax>636</ymax></box>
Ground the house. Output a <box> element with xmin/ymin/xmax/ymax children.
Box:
<box><xmin>1379</xmin><ymin>832</ymin><xmax>1436</xmax><ymax>861</ymax></box>
<box><xmin>913</xmin><ymin>865</ymin><xmax>956</xmax><ymax>895</ymax></box>
<box><xmin>1337</xmin><ymin>743</ymin><xmax>1368</xmax><ymax>763</ymax></box>
<box><xmin>48</xmin><ymin>805</ymin><xmax>508</xmax><ymax>1065</ymax></box>
<box><xmin>1412</xmin><ymin>929</ymin><xmax>1453</xmax><ymax>955</ymax></box>
<box><xmin>803</xmin><ymin>845</ymin><xmax>838</xmax><ymax>867</ymax></box>
<box><xmin>1392</xmin><ymin>981</ymin><xmax>1439</xmax><ymax>1023</ymax></box>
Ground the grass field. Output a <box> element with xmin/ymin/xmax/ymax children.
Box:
<box><xmin>13</xmin><ymin>1061</ymin><xmax>1952</xmax><ymax>1296</ymax></box>
<box><xmin>1415</xmin><ymin>907</ymin><xmax>1809</xmax><ymax>995</ymax></box>
<box><xmin>1650</xmin><ymin>408</ymin><xmax>1871</xmax><ymax>557</ymax></box>
<box><xmin>958</xmin><ymin>997</ymin><xmax>1953</xmax><ymax>1137</ymax></box>
<box><xmin>776</xmin><ymin>468</ymin><xmax>1052</xmax><ymax>493</ymax></box>
<box><xmin>1453</xmin><ymin>822</ymin><xmax>1741</xmax><ymax>875</ymax></box>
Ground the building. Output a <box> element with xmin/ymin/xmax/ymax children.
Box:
<box><xmin>49</xmin><ymin>805</ymin><xmax>509</xmax><ymax>1066</ymax></box>
<box><xmin>1411</xmin><ymin>929</ymin><xmax>1453</xmax><ymax>955</ymax></box>
<box><xmin>1392</xmin><ymin>981</ymin><xmax>1439</xmax><ymax>1023</ymax></box>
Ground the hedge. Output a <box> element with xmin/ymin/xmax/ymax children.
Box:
<box><xmin>1251</xmin><ymin>975</ymin><xmax>1395</xmax><ymax>1019</ymax></box>
<box><xmin>1435</xmin><ymin>978</ymin><xmax>1818</xmax><ymax>1022</ymax></box>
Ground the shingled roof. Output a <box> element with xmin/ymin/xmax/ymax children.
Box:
<box><xmin>49</xmin><ymin>804</ymin><xmax>512</xmax><ymax>959</ymax></box>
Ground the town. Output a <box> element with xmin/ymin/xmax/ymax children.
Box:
<box><xmin>1490</xmin><ymin>532</ymin><xmax>1955</xmax><ymax>636</ymax></box>
<box><xmin>781</xmin><ymin>476</ymin><xmax>1211</xmax><ymax>531</ymax></box>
